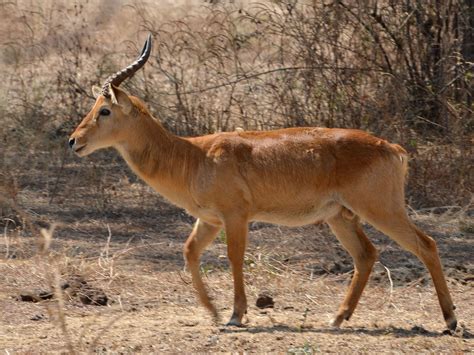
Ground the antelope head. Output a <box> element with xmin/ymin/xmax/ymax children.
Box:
<box><xmin>69</xmin><ymin>34</ymin><xmax>152</xmax><ymax>157</ymax></box>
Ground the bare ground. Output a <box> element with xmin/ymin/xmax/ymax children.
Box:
<box><xmin>0</xmin><ymin>155</ymin><xmax>473</xmax><ymax>353</ymax></box>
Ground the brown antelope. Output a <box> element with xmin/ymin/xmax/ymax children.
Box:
<box><xmin>69</xmin><ymin>35</ymin><xmax>457</xmax><ymax>331</ymax></box>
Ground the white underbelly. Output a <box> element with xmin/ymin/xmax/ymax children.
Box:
<box><xmin>252</xmin><ymin>202</ymin><xmax>341</xmax><ymax>227</ymax></box>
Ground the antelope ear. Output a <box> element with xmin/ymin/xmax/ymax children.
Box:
<box><xmin>110</xmin><ymin>85</ymin><xmax>132</xmax><ymax>114</ymax></box>
<box><xmin>92</xmin><ymin>85</ymin><xmax>102</xmax><ymax>98</ymax></box>
<box><xmin>109</xmin><ymin>84</ymin><xmax>118</xmax><ymax>104</ymax></box>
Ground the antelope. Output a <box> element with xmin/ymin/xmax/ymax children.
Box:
<box><xmin>69</xmin><ymin>35</ymin><xmax>457</xmax><ymax>331</ymax></box>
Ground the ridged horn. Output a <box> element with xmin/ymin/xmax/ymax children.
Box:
<box><xmin>102</xmin><ymin>34</ymin><xmax>152</xmax><ymax>98</ymax></box>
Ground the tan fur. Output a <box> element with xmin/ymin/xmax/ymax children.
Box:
<box><xmin>69</xmin><ymin>86</ymin><xmax>457</xmax><ymax>330</ymax></box>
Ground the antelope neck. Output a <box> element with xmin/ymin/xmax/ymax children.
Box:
<box><xmin>115</xmin><ymin>112</ymin><xmax>205</xmax><ymax>205</ymax></box>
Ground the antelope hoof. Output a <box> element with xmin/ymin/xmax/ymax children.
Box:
<box><xmin>226</xmin><ymin>318</ymin><xmax>244</xmax><ymax>327</ymax></box>
<box><xmin>226</xmin><ymin>312</ymin><xmax>245</xmax><ymax>327</ymax></box>
<box><xmin>329</xmin><ymin>311</ymin><xmax>350</xmax><ymax>328</ymax></box>
<box><xmin>446</xmin><ymin>317</ymin><xmax>457</xmax><ymax>332</ymax></box>
<box><xmin>203</xmin><ymin>302</ymin><xmax>220</xmax><ymax>325</ymax></box>
<box><xmin>329</xmin><ymin>316</ymin><xmax>343</xmax><ymax>328</ymax></box>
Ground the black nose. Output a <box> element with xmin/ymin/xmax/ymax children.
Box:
<box><xmin>68</xmin><ymin>138</ymin><xmax>75</xmax><ymax>149</ymax></box>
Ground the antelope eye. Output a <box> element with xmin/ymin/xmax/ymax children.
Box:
<box><xmin>99</xmin><ymin>108</ymin><xmax>111</xmax><ymax>116</ymax></box>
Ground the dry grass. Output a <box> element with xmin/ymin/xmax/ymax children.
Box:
<box><xmin>1</xmin><ymin>265</ymin><xmax>472</xmax><ymax>353</ymax></box>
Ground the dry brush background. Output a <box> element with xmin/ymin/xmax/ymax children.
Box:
<box><xmin>0</xmin><ymin>0</ymin><xmax>473</xmax><ymax>352</ymax></box>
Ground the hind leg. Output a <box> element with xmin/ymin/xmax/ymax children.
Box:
<box><xmin>326</xmin><ymin>209</ymin><xmax>378</xmax><ymax>327</ymax></box>
<box><xmin>360</xmin><ymin>208</ymin><xmax>457</xmax><ymax>330</ymax></box>
<box><xmin>338</xmin><ymin>149</ymin><xmax>456</xmax><ymax>330</ymax></box>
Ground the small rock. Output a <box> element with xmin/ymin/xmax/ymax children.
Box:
<box><xmin>18</xmin><ymin>276</ymin><xmax>108</xmax><ymax>306</ymax></box>
<box><xmin>79</xmin><ymin>288</ymin><xmax>108</xmax><ymax>306</ymax></box>
<box><xmin>38</xmin><ymin>291</ymin><xmax>54</xmax><ymax>300</ymax></box>
<box><xmin>30</xmin><ymin>314</ymin><xmax>45</xmax><ymax>321</ymax></box>
<box><xmin>206</xmin><ymin>335</ymin><xmax>218</xmax><ymax>346</ymax></box>
<box><xmin>18</xmin><ymin>294</ymin><xmax>39</xmax><ymax>303</ymax></box>
<box><xmin>256</xmin><ymin>293</ymin><xmax>274</xmax><ymax>309</ymax></box>
<box><xmin>18</xmin><ymin>290</ymin><xmax>52</xmax><ymax>303</ymax></box>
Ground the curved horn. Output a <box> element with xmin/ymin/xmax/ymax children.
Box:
<box><xmin>102</xmin><ymin>34</ymin><xmax>152</xmax><ymax>98</ymax></box>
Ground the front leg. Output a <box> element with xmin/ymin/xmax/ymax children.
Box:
<box><xmin>224</xmin><ymin>214</ymin><xmax>249</xmax><ymax>326</ymax></box>
<box><xmin>183</xmin><ymin>219</ymin><xmax>221</xmax><ymax>321</ymax></box>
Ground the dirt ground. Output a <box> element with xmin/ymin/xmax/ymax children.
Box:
<box><xmin>0</xmin><ymin>155</ymin><xmax>473</xmax><ymax>353</ymax></box>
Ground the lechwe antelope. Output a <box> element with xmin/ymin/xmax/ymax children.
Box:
<box><xmin>69</xmin><ymin>35</ymin><xmax>457</xmax><ymax>331</ymax></box>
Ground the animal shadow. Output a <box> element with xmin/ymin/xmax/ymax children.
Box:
<box><xmin>220</xmin><ymin>324</ymin><xmax>473</xmax><ymax>339</ymax></box>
